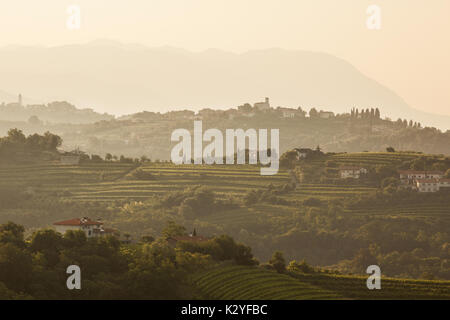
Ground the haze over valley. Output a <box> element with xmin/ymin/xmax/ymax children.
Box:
<box><xmin>0</xmin><ymin>41</ymin><xmax>449</xmax><ymax>130</ymax></box>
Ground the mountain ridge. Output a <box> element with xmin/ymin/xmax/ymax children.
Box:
<box><xmin>0</xmin><ymin>41</ymin><xmax>448</xmax><ymax>130</ymax></box>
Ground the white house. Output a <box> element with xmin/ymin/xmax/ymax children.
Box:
<box><xmin>339</xmin><ymin>166</ymin><xmax>368</xmax><ymax>179</ymax></box>
<box><xmin>416</xmin><ymin>178</ymin><xmax>450</xmax><ymax>193</ymax></box>
<box><xmin>53</xmin><ymin>217</ymin><xmax>116</xmax><ymax>238</ymax></box>
<box><xmin>399</xmin><ymin>170</ymin><xmax>426</xmax><ymax>181</ymax></box>
<box><xmin>416</xmin><ymin>179</ymin><xmax>441</xmax><ymax>193</ymax></box>
<box><xmin>399</xmin><ymin>170</ymin><xmax>444</xmax><ymax>186</ymax></box>
<box><xmin>399</xmin><ymin>170</ymin><xmax>443</xmax><ymax>181</ymax></box>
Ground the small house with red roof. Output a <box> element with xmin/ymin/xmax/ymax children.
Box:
<box><xmin>53</xmin><ymin>217</ymin><xmax>118</xmax><ymax>238</ymax></box>
<box><xmin>415</xmin><ymin>179</ymin><xmax>440</xmax><ymax>193</ymax></box>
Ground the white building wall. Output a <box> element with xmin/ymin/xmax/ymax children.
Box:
<box><xmin>54</xmin><ymin>224</ymin><xmax>100</xmax><ymax>238</ymax></box>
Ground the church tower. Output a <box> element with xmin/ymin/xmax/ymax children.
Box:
<box><xmin>18</xmin><ymin>93</ymin><xmax>22</xmax><ymax>107</ymax></box>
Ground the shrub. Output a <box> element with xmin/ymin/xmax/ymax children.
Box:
<box><xmin>269</xmin><ymin>251</ymin><xmax>286</xmax><ymax>273</ymax></box>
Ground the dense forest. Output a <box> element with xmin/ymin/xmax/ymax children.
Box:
<box><xmin>0</xmin><ymin>221</ymin><xmax>258</xmax><ymax>299</ymax></box>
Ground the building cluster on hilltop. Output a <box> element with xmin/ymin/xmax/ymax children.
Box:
<box><xmin>122</xmin><ymin>97</ymin><xmax>339</xmax><ymax>123</ymax></box>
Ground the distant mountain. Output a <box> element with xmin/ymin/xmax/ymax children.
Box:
<box><xmin>0</xmin><ymin>41</ymin><xmax>448</xmax><ymax>130</ymax></box>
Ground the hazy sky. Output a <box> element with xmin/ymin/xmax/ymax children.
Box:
<box><xmin>0</xmin><ymin>0</ymin><xmax>449</xmax><ymax>115</ymax></box>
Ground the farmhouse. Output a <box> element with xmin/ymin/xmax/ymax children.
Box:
<box><xmin>415</xmin><ymin>179</ymin><xmax>440</xmax><ymax>193</ymax></box>
<box><xmin>416</xmin><ymin>178</ymin><xmax>450</xmax><ymax>193</ymax></box>
<box><xmin>398</xmin><ymin>170</ymin><xmax>443</xmax><ymax>181</ymax></box>
<box><xmin>339</xmin><ymin>166</ymin><xmax>368</xmax><ymax>179</ymax></box>
<box><xmin>53</xmin><ymin>217</ymin><xmax>118</xmax><ymax>238</ymax></box>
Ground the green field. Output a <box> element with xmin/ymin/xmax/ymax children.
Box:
<box><xmin>194</xmin><ymin>266</ymin><xmax>450</xmax><ymax>300</ymax></box>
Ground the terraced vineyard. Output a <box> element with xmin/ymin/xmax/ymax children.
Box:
<box><xmin>194</xmin><ymin>266</ymin><xmax>450</xmax><ymax>300</ymax></box>
<box><xmin>289</xmin><ymin>272</ymin><xmax>450</xmax><ymax>299</ymax></box>
<box><xmin>285</xmin><ymin>183</ymin><xmax>377</xmax><ymax>201</ymax></box>
<box><xmin>0</xmin><ymin>151</ymin><xmax>432</xmax><ymax>204</ymax></box>
<box><xmin>0</xmin><ymin>162</ymin><xmax>290</xmax><ymax>202</ymax></box>
<box><xmin>345</xmin><ymin>203</ymin><xmax>450</xmax><ymax>218</ymax></box>
<box><xmin>328</xmin><ymin>152</ymin><xmax>430</xmax><ymax>167</ymax></box>
<box><xmin>193</xmin><ymin>266</ymin><xmax>341</xmax><ymax>300</ymax></box>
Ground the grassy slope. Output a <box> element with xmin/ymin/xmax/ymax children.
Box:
<box><xmin>193</xmin><ymin>265</ymin><xmax>450</xmax><ymax>300</ymax></box>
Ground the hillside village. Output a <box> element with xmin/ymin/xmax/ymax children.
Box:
<box><xmin>1</xmin><ymin>95</ymin><xmax>449</xmax><ymax>162</ymax></box>
<box><xmin>120</xmin><ymin>97</ymin><xmax>342</xmax><ymax>122</ymax></box>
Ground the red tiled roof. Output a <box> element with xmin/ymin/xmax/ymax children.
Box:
<box><xmin>416</xmin><ymin>179</ymin><xmax>439</xmax><ymax>183</ymax></box>
<box><xmin>398</xmin><ymin>170</ymin><xmax>426</xmax><ymax>174</ymax></box>
<box><xmin>53</xmin><ymin>218</ymin><xmax>103</xmax><ymax>226</ymax></box>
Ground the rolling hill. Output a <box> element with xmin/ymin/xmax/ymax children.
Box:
<box><xmin>0</xmin><ymin>150</ymin><xmax>449</xmax><ymax>280</ymax></box>
<box><xmin>193</xmin><ymin>265</ymin><xmax>450</xmax><ymax>300</ymax></box>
